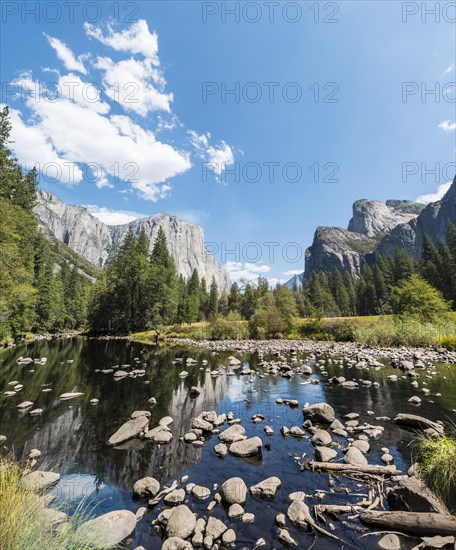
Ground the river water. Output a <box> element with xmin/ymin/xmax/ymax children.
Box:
<box><xmin>0</xmin><ymin>337</ymin><xmax>455</xmax><ymax>549</ymax></box>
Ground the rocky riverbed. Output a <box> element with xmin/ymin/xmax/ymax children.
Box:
<box><xmin>1</xmin><ymin>337</ymin><xmax>455</xmax><ymax>548</ymax></box>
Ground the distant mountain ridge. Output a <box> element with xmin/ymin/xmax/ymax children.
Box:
<box><xmin>34</xmin><ymin>189</ymin><xmax>231</xmax><ymax>290</ymax></box>
<box><xmin>284</xmin><ymin>177</ymin><xmax>456</xmax><ymax>285</ymax></box>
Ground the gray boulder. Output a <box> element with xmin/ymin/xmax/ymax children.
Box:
<box><xmin>229</xmin><ymin>436</ymin><xmax>262</xmax><ymax>457</ymax></box>
<box><xmin>250</xmin><ymin>477</ymin><xmax>281</xmax><ymax>499</ymax></box>
<box><xmin>344</xmin><ymin>446</ymin><xmax>368</xmax><ymax>466</ymax></box>
<box><xmin>166</xmin><ymin>505</ymin><xmax>196</xmax><ymax>539</ymax></box>
<box><xmin>107</xmin><ymin>416</ymin><xmax>149</xmax><ymax>446</ymax></box>
<box><xmin>303</xmin><ymin>403</ymin><xmax>335</xmax><ymax>423</ymax></box>
<box><xmin>387</xmin><ymin>476</ymin><xmax>449</xmax><ymax>514</ymax></box>
<box><xmin>218</xmin><ymin>424</ymin><xmax>245</xmax><ymax>443</ymax></box>
<box><xmin>133</xmin><ymin>477</ymin><xmax>160</xmax><ymax>499</ymax></box>
<box><xmin>162</xmin><ymin>537</ymin><xmax>193</xmax><ymax>549</ymax></box>
<box><xmin>77</xmin><ymin>510</ymin><xmax>136</xmax><ymax>548</ymax></box>
<box><xmin>220</xmin><ymin>477</ymin><xmax>248</xmax><ymax>505</ymax></box>
<box><xmin>22</xmin><ymin>471</ymin><xmax>60</xmax><ymax>491</ymax></box>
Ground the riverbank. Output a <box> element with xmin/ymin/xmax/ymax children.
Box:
<box><xmin>131</xmin><ymin>313</ymin><xmax>456</xmax><ymax>350</ymax></box>
<box><xmin>0</xmin><ymin>331</ymin><xmax>81</xmax><ymax>349</ymax></box>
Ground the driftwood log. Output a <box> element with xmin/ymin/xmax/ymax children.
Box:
<box><xmin>307</xmin><ymin>461</ymin><xmax>401</xmax><ymax>476</ymax></box>
<box><xmin>359</xmin><ymin>511</ymin><xmax>456</xmax><ymax>536</ymax></box>
<box><xmin>394</xmin><ymin>413</ymin><xmax>444</xmax><ymax>434</ymax></box>
<box><xmin>315</xmin><ymin>504</ymin><xmax>363</xmax><ymax>514</ymax></box>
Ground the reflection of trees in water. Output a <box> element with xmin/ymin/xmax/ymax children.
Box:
<box><xmin>0</xmin><ymin>339</ymin><xmax>231</xmax><ymax>490</ymax></box>
<box><xmin>1</xmin><ymin>339</ymin><xmax>455</xmax><ymax>496</ymax></box>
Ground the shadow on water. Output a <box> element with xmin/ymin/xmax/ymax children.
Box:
<box><xmin>0</xmin><ymin>337</ymin><xmax>455</xmax><ymax>548</ymax></box>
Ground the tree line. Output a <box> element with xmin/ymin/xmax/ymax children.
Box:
<box><xmin>1</xmin><ymin>105</ymin><xmax>454</xmax><ymax>341</ymax></box>
<box><xmin>0</xmin><ymin>106</ymin><xmax>92</xmax><ymax>341</ymax></box>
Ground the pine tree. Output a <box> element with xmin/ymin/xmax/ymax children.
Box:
<box><xmin>218</xmin><ymin>290</ymin><xmax>229</xmax><ymax>316</ymax></box>
<box><xmin>393</xmin><ymin>249</ymin><xmax>414</xmax><ymax>283</ymax></box>
<box><xmin>228</xmin><ymin>282</ymin><xmax>240</xmax><ymax>313</ymax></box>
<box><xmin>241</xmin><ymin>283</ymin><xmax>256</xmax><ymax>319</ymax></box>
<box><xmin>344</xmin><ymin>272</ymin><xmax>357</xmax><ymax>315</ymax></box>
<box><xmin>208</xmin><ymin>278</ymin><xmax>219</xmax><ymax>318</ymax></box>
<box><xmin>147</xmin><ymin>228</ymin><xmax>178</xmax><ymax>326</ymax></box>
<box><xmin>199</xmin><ymin>277</ymin><xmax>209</xmax><ymax>318</ymax></box>
<box><xmin>186</xmin><ymin>269</ymin><xmax>200</xmax><ymax>322</ymax></box>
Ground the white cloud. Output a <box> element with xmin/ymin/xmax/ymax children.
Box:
<box><xmin>11</xmin><ymin>72</ymin><xmax>191</xmax><ymax>200</ymax></box>
<box><xmin>443</xmin><ymin>63</ymin><xmax>455</xmax><ymax>74</ymax></box>
<box><xmin>86</xmin><ymin>205</ymin><xmax>142</xmax><ymax>225</ymax></box>
<box><xmin>438</xmin><ymin>120</ymin><xmax>456</xmax><ymax>133</ymax></box>
<box><xmin>268</xmin><ymin>277</ymin><xmax>286</xmax><ymax>287</ymax></box>
<box><xmin>55</xmin><ymin>73</ymin><xmax>110</xmax><ymax>114</ymax></box>
<box><xmin>416</xmin><ymin>182</ymin><xmax>452</xmax><ymax>204</ymax></box>
<box><xmin>6</xmin><ymin>106</ymin><xmax>83</xmax><ymax>185</ymax></box>
<box><xmin>93</xmin><ymin>55</ymin><xmax>172</xmax><ymax>115</ymax></box>
<box><xmin>225</xmin><ymin>261</ymin><xmax>271</xmax><ymax>282</ymax></box>
<box><xmin>84</xmin><ymin>20</ymin><xmax>159</xmax><ymax>63</ymax></box>
<box><xmin>7</xmin><ymin>19</ymin><xmax>235</xmax><ymax>201</ymax></box>
<box><xmin>207</xmin><ymin>141</ymin><xmax>235</xmax><ymax>173</ymax></box>
<box><xmin>283</xmin><ymin>269</ymin><xmax>303</xmax><ymax>276</ymax></box>
<box><xmin>44</xmin><ymin>34</ymin><xmax>87</xmax><ymax>75</ymax></box>
<box><xmin>189</xmin><ymin>130</ymin><xmax>235</xmax><ymax>178</ymax></box>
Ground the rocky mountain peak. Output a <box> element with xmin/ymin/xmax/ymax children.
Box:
<box><xmin>34</xmin><ymin>189</ymin><xmax>231</xmax><ymax>290</ymax></box>
<box><xmin>292</xmin><ymin>178</ymin><xmax>456</xmax><ymax>283</ymax></box>
<box><xmin>347</xmin><ymin>198</ymin><xmax>424</xmax><ymax>238</ymax></box>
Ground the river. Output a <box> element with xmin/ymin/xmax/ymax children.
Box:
<box><xmin>0</xmin><ymin>337</ymin><xmax>455</xmax><ymax>548</ymax></box>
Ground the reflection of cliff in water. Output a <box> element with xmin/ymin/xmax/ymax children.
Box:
<box><xmin>18</xmin><ymin>351</ymin><xmax>231</xmax><ymax>490</ymax></box>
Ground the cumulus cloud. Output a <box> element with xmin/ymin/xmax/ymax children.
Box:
<box><xmin>189</xmin><ymin>130</ymin><xmax>235</xmax><ymax>179</ymax></box>
<box><xmin>7</xmin><ymin>20</ymin><xmax>236</xmax><ymax>200</ymax></box>
<box><xmin>86</xmin><ymin>205</ymin><xmax>142</xmax><ymax>225</ymax></box>
<box><xmin>84</xmin><ymin>20</ymin><xmax>159</xmax><ymax>63</ymax></box>
<box><xmin>44</xmin><ymin>34</ymin><xmax>87</xmax><ymax>74</ymax></box>
<box><xmin>10</xmin><ymin>71</ymin><xmax>191</xmax><ymax>200</ymax></box>
<box><xmin>283</xmin><ymin>269</ymin><xmax>303</xmax><ymax>276</ymax></box>
<box><xmin>416</xmin><ymin>182</ymin><xmax>452</xmax><ymax>204</ymax></box>
<box><xmin>93</xmin><ymin>55</ymin><xmax>172</xmax><ymax>115</ymax></box>
<box><xmin>438</xmin><ymin>120</ymin><xmax>456</xmax><ymax>133</ymax></box>
<box><xmin>6</xmin><ymin>106</ymin><xmax>83</xmax><ymax>185</ymax></box>
<box><xmin>225</xmin><ymin>261</ymin><xmax>271</xmax><ymax>282</ymax></box>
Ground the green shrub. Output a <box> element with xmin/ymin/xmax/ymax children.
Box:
<box><xmin>440</xmin><ymin>335</ymin><xmax>456</xmax><ymax>351</ymax></box>
<box><xmin>209</xmin><ymin>313</ymin><xmax>248</xmax><ymax>340</ymax></box>
<box><xmin>392</xmin><ymin>274</ymin><xmax>452</xmax><ymax>321</ymax></box>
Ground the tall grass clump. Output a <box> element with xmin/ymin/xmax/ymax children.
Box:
<box><xmin>410</xmin><ymin>429</ymin><xmax>456</xmax><ymax>513</ymax></box>
<box><xmin>209</xmin><ymin>312</ymin><xmax>249</xmax><ymax>340</ymax></box>
<box><xmin>352</xmin><ymin>315</ymin><xmax>456</xmax><ymax>348</ymax></box>
<box><xmin>0</xmin><ymin>457</ymin><xmax>98</xmax><ymax>550</ymax></box>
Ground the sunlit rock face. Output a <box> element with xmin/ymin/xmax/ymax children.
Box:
<box><xmin>297</xmin><ymin>178</ymin><xmax>455</xmax><ymax>280</ymax></box>
<box><xmin>34</xmin><ymin>189</ymin><xmax>230</xmax><ymax>289</ymax></box>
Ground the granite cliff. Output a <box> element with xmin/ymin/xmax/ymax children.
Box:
<box><xmin>284</xmin><ymin>177</ymin><xmax>455</xmax><ymax>284</ymax></box>
<box><xmin>34</xmin><ymin>190</ymin><xmax>231</xmax><ymax>290</ymax></box>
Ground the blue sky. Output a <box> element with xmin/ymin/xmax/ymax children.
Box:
<box><xmin>1</xmin><ymin>1</ymin><xmax>455</xmax><ymax>285</ymax></box>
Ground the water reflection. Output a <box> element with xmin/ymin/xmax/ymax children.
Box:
<box><xmin>1</xmin><ymin>338</ymin><xmax>455</xmax><ymax>549</ymax></box>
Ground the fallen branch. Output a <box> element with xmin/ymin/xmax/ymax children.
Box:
<box><xmin>315</xmin><ymin>504</ymin><xmax>363</xmax><ymax>515</ymax></box>
<box><xmin>359</xmin><ymin>511</ymin><xmax>456</xmax><ymax>536</ymax></box>
<box><xmin>306</xmin><ymin>461</ymin><xmax>401</xmax><ymax>476</ymax></box>
<box><xmin>148</xmin><ymin>480</ymin><xmax>178</xmax><ymax>507</ymax></box>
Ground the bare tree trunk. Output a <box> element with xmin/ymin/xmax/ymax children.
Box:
<box><xmin>360</xmin><ymin>511</ymin><xmax>456</xmax><ymax>536</ymax></box>
<box><xmin>307</xmin><ymin>461</ymin><xmax>401</xmax><ymax>476</ymax></box>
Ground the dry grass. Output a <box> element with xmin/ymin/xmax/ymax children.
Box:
<box><xmin>411</xmin><ymin>430</ymin><xmax>456</xmax><ymax>513</ymax></box>
<box><xmin>0</xmin><ymin>457</ymin><xmax>98</xmax><ymax>550</ymax></box>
